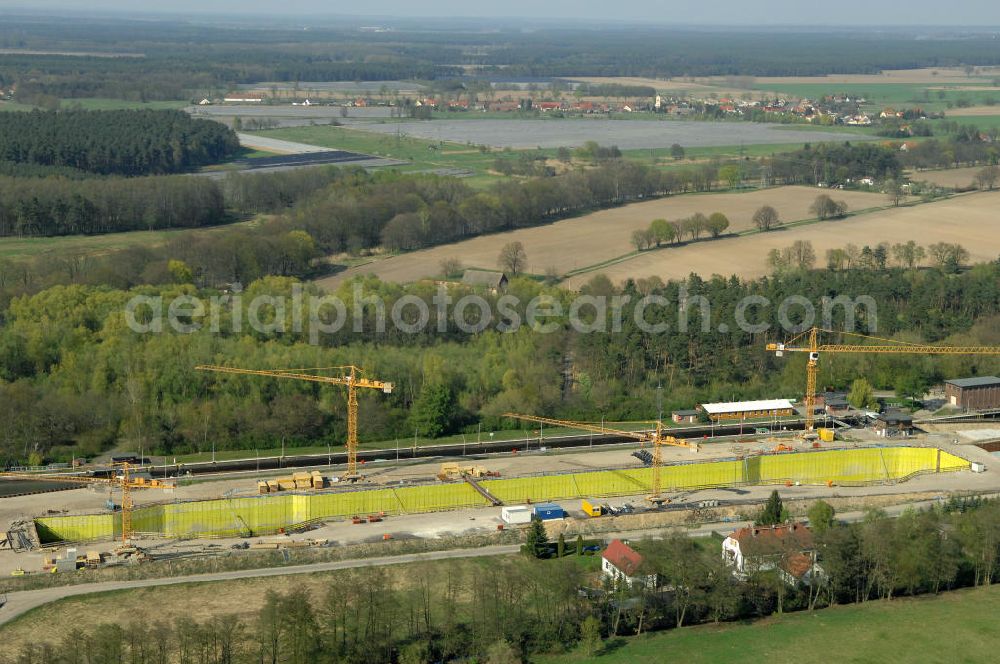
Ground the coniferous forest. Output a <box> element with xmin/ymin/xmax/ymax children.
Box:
<box><xmin>0</xmin><ymin>109</ymin><xmax>238</xmax><ymax>176</ymax></box>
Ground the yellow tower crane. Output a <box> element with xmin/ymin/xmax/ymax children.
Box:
<box><xmin>502</xmin><ymin>413</ymin><xmax>698</xmax><ymax>503</ymax></box>
<box><xmin>767</xmin><ymin>326</ymin><xmax>1000</xmax><ymax>432</ymax></box>
<box><xmin>0</xmin><ymin>462</ymin><xmax>173</xmax><ymax>546</ymax></box>
<box><xmin>195</xmin><ymin>365</ymin><xmax>393</xmax><ymax>479</ymax></box>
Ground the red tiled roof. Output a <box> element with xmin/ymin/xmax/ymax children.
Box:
<box><xmin>603</xmin><ymin>539</ymin><xmax>644</xmax><ymax>576</ymax></box>
<box><xmin>781</xmin><ymin>552</ymin><xmax>814</xmax><ymax>579</ymax></box>
<box><xmin>730</xmin><ymin>522</ymin><xmax>814</xmax><ymax>557</ymax></box>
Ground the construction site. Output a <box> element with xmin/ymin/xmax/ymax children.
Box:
<box><xmin>3</xmin><ymin>329</ymin><xmax>1000</xmax><ymax>580</ymax></box>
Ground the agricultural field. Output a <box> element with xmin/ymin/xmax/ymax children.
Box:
<box><xmin>245</xmin><ymin>124</ymin><xmax>503</xmax><ymax>185</ymax></box>
<box><xmin>945</xmin><ymin>105</ymin><xmax>1000</xmax><ymax>116</ymax></box>
<box><xmin>908</xmin><ymin>166</ymin><xmax>985</xmax><ymax>189</ymax></box>
<box><xmin>540</xmin><ymin>584</ymin><xmax>1000</xmax><ymax>664</ymax></box>
<box><xmin>317</xmin><ymin>186</ymin><xmax>887</xmax><ymax>289</ymax></box>
<box><xmin>334</xmin><ymin>118</ymin><xmax>868</xmax><ymax>150</ymax></box>
<box><xmin>0</xmin><ymin>98</ymin><xmax>187</xmax><ymax>112</ymax></box>
<box><xmin>0</xmin><ymin>220</ymin><xmax>259</xmax><ymax>261</ymax></box>
<box><xmin>588</xmin><ymin>191</ymin><xmax>1000</xmax><ymax>286</ymax></box>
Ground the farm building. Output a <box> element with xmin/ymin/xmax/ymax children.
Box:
<box><xmin>223</xmin><ymin>92</ymin><xmax>265</xmax><ymax>103</ymax></box>
<box><xmin>945</xmin><ymin>377</ymin><xmax>1000</xmax><ymax>410</ymax></box>
<box><xmin>874</xmin><ymin>410</ymin><xmax>914</xmax><ymax>437</ymax></box>
<box><xmin>700</xmin><ymin>399</ymin><xmax>795</xmax><ymax>421</ymax></box>
<box><xmin>722</xmin><ymin>523</ymin><xmax>820</xmax><ymax>584</ymax></box>
<box><xmin>461</xmin><ymin>269</ymin><xmax>508</xmax><ymax>292</ymax></box>
<box><xmin>672</xmin><ymin>409</ymin><xmax>700</xmax><ymax>424</ymax></box>
<box><xmin>602</xmin><ymin>539</ymin><xmax>656</xmax><ymax>589</ymax></box>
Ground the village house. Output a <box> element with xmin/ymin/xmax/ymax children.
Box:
<box><xmin>602</xmin><ymin>539</ymin><xmax>657</xmax><ymax>589</ymax></box>
<box><xmin>722</xmin><ymin>523</ymin><xmax>822</xmax><ymax>585</ymax></box>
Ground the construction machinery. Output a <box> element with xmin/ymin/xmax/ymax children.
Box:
<box><xmin>502</xmin><ymin>413</ymin><xmax>698</xmax><ymax>503</ymax></box>
<box><xmin>0</xmin><ymin>462</ymin><xmax>173</xmax><ymax>546</ymax></box>
<box><xmin>195</xmin><ymin>365</ymin><xmax>393</xmax><ymax>479</ymax></box>
<box><xmin>768</xmin><ymin>326</ymin><xmax>1000</xmax><ymax>432</ymax></box>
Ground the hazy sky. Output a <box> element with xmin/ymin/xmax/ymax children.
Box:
<box><xmin>11</xmin><ymin>0</ymin><xmax>1000</xmax><ymax>26</ymax></box>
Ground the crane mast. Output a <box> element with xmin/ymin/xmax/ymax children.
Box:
<box><xmin>195</xmin><ymin>364</ymin><xmax>393</xmax><ymax>479</ymax></box>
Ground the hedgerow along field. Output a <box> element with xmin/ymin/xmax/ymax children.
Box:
<box><xmin>588</xmin><ymin>190</ymin><xmax>1000</xmax><ymax>286</ymax></box>
<box><xmin>317</xmin><ymin>186</ymin><xmax>887</xmax><ymax>289</ymax></box>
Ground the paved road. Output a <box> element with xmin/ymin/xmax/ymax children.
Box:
<box><xmin>0</xmin><ymin>544</ymin><xmax>519</xmax><ymax>627</ymax></box>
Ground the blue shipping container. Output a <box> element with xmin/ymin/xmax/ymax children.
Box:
<box><xmin>533</xmin><ymin>503</ymin><xmax>565</xmax><ymax>520</ymax></box>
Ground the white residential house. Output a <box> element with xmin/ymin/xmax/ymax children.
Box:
<box><xmin>722</xmin><ymin>522</ymin><xmax>823</xmax><ymax>586</ymax></box>
<box><xmin>602</xmin><ymin>539</ymin><xmax>656</xmax><ymax>589</ymax></box>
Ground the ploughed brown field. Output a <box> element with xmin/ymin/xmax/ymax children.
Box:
<box><xmin>909</xmin><ymin>167</ymin><xmax>986</xmax><ymax>189</ymax></box>
<box><xmin>316</xmin><ymin>186</ymin><xmax>886</xmax><ymax>290</ymax></box>
<box><xmin>580</xmin><ymin>191</ymin><xmax>1000</xmax><ymax>288</ymax></box>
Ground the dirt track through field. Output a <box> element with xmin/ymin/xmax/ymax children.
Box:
<box><xmin>572</xmin><ymin>191</ymin><xmax>1000</xmax><ymax>287</ymax></box>
<box><xmin>316</xmin><ymin>187</ymin><xmax>886</xmax><ymax>290</ymax></box>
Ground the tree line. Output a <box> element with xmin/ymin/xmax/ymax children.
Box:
<box><xmin>631</xmin><ymin>212</ymin><xmax>731</xmax><ymax>250</ymax></box>
<box><xmin>0</xmin><ymin>110</ymin><xmax>238</xmax><ymax>176</ymax></box>
<box><xmin>3</xmin><ymin>257</ymin><xmax>1000</xmax><ymax>463</ymax></box>
<box><xmin>12</xmin><ymin>497</ymin><xmax>1000</xmax><ymax>663</ymax></box>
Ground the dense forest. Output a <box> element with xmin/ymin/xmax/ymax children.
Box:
<box><xmin>0</xmin><ymin>175</ymin><xmax>226</xmax><ymax>236</ymax></box>
<box><xmin>3</xmin><ymin>18</ymin><xmax>1000</xmax><ymax>103</ymax></box>
<box><xmin>12</xmin><ymin>497</ymin><xmax>1000</xmax><ymax>663</ymax></box>
<box><xmin>0</xmin><ymin>110</ymin><xmax>238</xmax><ymax>176</ymax></box>
<box><xmin>1</xmin><ymin>258</ymin><xmax>999</xmax><ymax>464</ymax></box>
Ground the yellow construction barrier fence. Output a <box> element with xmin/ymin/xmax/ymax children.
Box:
<box><xmin>34</xmin><ymin>447</ymin><xmax>969</xmax><ymax>543</ymax></box>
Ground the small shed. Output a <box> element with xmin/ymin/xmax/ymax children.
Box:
<box><xmin>532</xmin><ymin>503</ymin><xmax>565</xmax><ymax>521</ymax></box>
<box><xmin>672</xmin><ymin>409</ymin><xmax>700</xmax><ymax>424</ymax></box>
<box><xmin>461</xmin><ymin>269</ymin><xmax>508</xmax><ymax>292</ymax></box>
<box><xmin>874</xmin><ymin>410</ymin><xmax>914</xmax><ymax>437</ymax></box>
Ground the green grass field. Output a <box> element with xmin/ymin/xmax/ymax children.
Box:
<box><xmin>540</xmin><ymin>585</ymin><xmax>1000</xmax><ymax>664</ymax></box>
<box><xmin>0</xmin><ymin>220</ymin><xmax>256</xmax><ymax>261</ymax></box>
<box><xmin>754</xmin><ymin>82</ymin><xmax>1000</xmax><ymax>113</ymax></box>
<box><xmin>247</xmin><ymin>124</ymin><xmax>515</xmax><ymax>187</ymax></box>
<box><xmin>947</xmin><ymin>114</ymin><xmax>1000</xmax><ymax>130</ymax></box>
<box><xmin>0</xmin><ymin>98</ymin><xmax>187</xmax><ymax>112</ymax></box>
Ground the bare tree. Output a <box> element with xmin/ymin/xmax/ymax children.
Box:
<box><xmin>885</xmin><ymin>179</ymin><xmax>905</xmax><ymax>207</ymax></box>
<box><xmin>975</xmin><ymin>164</ymin><xmax>999</xmax><ymax>191</ymax></box>
<box><xmin>439</xmin><ymin>258</ymin><xmax>463</xmax><ymax>278</ymax></box>
<box><xmin>497</xmin><ymin>241</ymin><xmax>527</xmax><ymax>274</ymax></box>
<box><xmin>753</xmin><ymin>205</ymin><xmax>780</xmax><ymax>231</ymax></box>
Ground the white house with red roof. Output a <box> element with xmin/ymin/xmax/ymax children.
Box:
<box><xmin>601</xmin><ymin>539</ymin><xmax>657</xmax><ymax>589</ymax></box>
<box><xmin>722</xmin><ymin>522</ymin><xmax>823</xmax><ymax>586</ymax></box>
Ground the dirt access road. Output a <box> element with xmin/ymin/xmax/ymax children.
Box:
<box><xmin>0</xmin><ymin>544</ymin><xmax>520</xmax><ymax>627</ymax></box>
